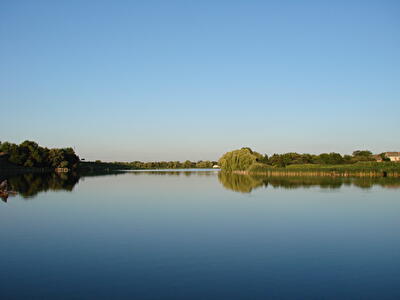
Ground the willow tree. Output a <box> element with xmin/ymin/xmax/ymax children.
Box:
<box><xmin>218</xmin><ymin>148</ymin><xmax>263</xmax><ymax>171</ymax></box>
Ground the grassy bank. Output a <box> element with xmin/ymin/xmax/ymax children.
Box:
<box><xmin>243</xmin><ymin>162</ymin><xmax>400</xmax><ymax>177</ymax></box>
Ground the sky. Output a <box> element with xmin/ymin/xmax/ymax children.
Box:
<box><xmin>0</xmin><ymin>0</ymin><xmax>399</xmax><ymax>161</ymax></box>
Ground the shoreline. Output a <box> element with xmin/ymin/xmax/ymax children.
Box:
<box><xmin>0</xmin><ymin>167</ymin><xmax>54</xmax><ymax>177</ymax></box>
<box><xmin>232</xmin><ymin>170</ymin><xmax>400</xmax><ymax>178</ymax></box>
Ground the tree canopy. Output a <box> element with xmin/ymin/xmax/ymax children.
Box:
<box><xmin>218</xmin><ymin>148</ymin><xmax>263</xmax><ymax>171</ymax></box>
<box><xmin>0</xmin><ymin>140</ymin><xmax>80</xmax><ymax>169</ymax></box>
<box><xmin>218</xmin><ymin>148</ymin><xmax>377</xmax><ymax>171</ymax></box>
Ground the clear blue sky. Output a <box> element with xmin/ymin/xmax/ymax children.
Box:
<box><xmin>1</xmin><ymin>0</ymin><xmax>399</xmax><ymax>161</ymax></box>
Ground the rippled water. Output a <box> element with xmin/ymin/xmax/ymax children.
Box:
<box><xmin>1</xmin><ymin>170</ymin><xmax>400</xmax><ymax>299</ymax></box>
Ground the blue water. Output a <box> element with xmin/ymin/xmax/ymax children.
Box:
<box><xmin>1</xmin><ymin>170</ymin><xmax>400</xmax><ymax>299</ymax></box>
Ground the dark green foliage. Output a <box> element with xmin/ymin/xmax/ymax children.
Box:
<box><xmin>343</xmin><ymin>155</ymin><xmax>353</xmax><ymax>163</ymax></box>
<box><xmin>379</xmin><ymin>153</ymin><xmax>391</xmax><ymax>162</ymax></box>
<box><xmin>316</xmin><ymin>153</ymin><xmax>344</xmax><ymax>165</ymax></box>
<box><xmin>265</xmin><ymin>152</ymin><xmax>346</xmax><ymax>166</ymax></box>
<box><xmin>81</xmin><ymin>160</ymin><xmax>217</xmax><ymax>171</ymax></box>
<box><xmin>267</xmin><ymin>152</ymin><xmax>315</xmax><ymax>167</ymax></box>
<box><xmin>0</xmin><ymin>141</ymin><xmax>80</xmax><ymax>169</ymax></box>
<box><xmin>351</xmin><ymin>150</ymin><xmax>374</xmax><ymax>162</ymax></box>
<box><xmin>352</xmin><ymin>150</ymin><xmax>372</xmax><ymax>157</ymax></box>
<box><xmin>219</xmin><ymin>147</ymin><xmax>399</xmax><ymax>172</ymax></box>
<box><xmin>257</xmin><ymin>154</ymin><xmax>269</xmax><ymax>164</ymax></box>
<box><xmin>127</xmin><ymin>160</ymin><xmax>216</xmax><ymax>169</ymax></box>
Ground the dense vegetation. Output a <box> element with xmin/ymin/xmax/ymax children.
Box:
<box><xmin>129</xmin><ymin>160</ymin><xmax>217</xmax><ymax>169</ymax></box>
<box><xmin>219</xmin><ymin>148</ymin><xmax>400</xmax><ymax>176</ymax></box>
<box><xmin>0</xmin><ymin>141</ymin><xmax>80</xmax><ymax>169</ymax></box>
<box><xmin>1</xmin><ymin>140</ymin><xmax>217</xmax><ymax>172</ymax></box>
<box><xmin>218</xmin><ymin>148</ymin><xmax>263</xmax><ymax>171</ymax></box>
<box><xmin>247</xmin><ymin>162</ymin><xmax>400</xmax><ymax>177</ymax></box>
<box><xmin>83</xmin><ymin>160</ymin><xmax>218</xmax><ymax>171</ymax></box>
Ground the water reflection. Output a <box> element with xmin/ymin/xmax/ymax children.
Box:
<box><xmin>0</xmin><ymin>170</ymin><xmax>123</xmax><ymax>201</ymax></box>
<box><xmin>127</xmin><ymin>169</ymin><xmax>218</xmax><ymax>176</ymax></box>
<box><xmin>3</xmin><ymin>170</ymin><xmax>400</xmax><ymax>201</ymax></box>
<box><xmin>218</xmin><ymin>172</ymin><xmax>400</xmax><ymax>193</ymax></box>
<box><xmin>0</xmin><ymin>172</ymin><xmax>80</xmax><ymax>200</ymax></box>
<box><xmin>0</xmin><ymin>170</ymin><xmax>217</xmax><ymax>201</ymax></box>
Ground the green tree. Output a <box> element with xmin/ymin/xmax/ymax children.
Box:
<box><xmin>316</xmin><ymin>153</ymin><xmax>344</xmax><ymax>165</ymax></box>
<box><xmin>352</xmin><ymin>150</ymin><xmax>372</xmax><ymax>157</ymax></box>
<box><xmin>218</xmin><ymin>148</ymin><xmax>263</xmax><ymax>171</ymax></box>
<box><xmin>352</xmin><ymin>150</ymin><xmax>374</xmax><ymax>162</ymax></box>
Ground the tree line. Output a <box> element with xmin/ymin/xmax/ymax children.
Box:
<box><xmin>219</xmin><ymin>147</ymin><xmax>388</xmax><ymax>171</ymax></box>
<box><xmin>0</xmin><ymin>140</ymin><xmax>218</xmax><ymax>171</ymax></box>
<box><xmin>265</xmin><ymin>150</ymin><xmax>382</xmax><ymax>167</ymax></box>
<box><xmin>0</xmin><ymin>141</ymin><xmax>80</xmax><ymax>169</ymax></box>
<box><xmin>91</xmin><ymin>160</ymin><xmax>218</xmax><ymax>170</ymax></box>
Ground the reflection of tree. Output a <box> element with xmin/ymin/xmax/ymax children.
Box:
<box><xmin>218</xmin><ymin>172</ymin><xmax>400</xmax><ymax>193</ymax></box>
<box><xmin>6</xmin><ymin>172</ymin><xmax>80</xmax><ymax>199</ymax></box>
<box><xmin>1</xmin><ymin>170</ymin><xmax>219</xmax><ymax>200</ymax></box>
<box><xmin>218</xmin><ymin>172</ymin><xmax>266</xmax><ymax>193</ymax></box>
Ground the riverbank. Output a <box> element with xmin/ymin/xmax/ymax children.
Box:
<box><xmin>239</xmin><ymin>162</ymin><xmax>400</xmax><ymax>177</ymax></box>
<box><xmin>79</xmin><ymin>161</ymin><xmax>219</xmax><ymax>172</ymax></box>
<box><xmin>0</xmin><ymin>160</ymin><xmax>53</xmax><ymax>176</ymax></box>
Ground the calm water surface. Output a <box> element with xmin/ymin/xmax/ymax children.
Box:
<box><xmin>1</xmin><ymin>170</ymin><xmax>400</xmax><ymax>299</ymax></box>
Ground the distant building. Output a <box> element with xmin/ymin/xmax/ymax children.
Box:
<box><xmin>373</xmin><ymin>155</ymin><xmax>383</xmax><ymax>162</ymax></box>
<box><xmin>385</xmin><ymin>152</ymin><xmax>400</xmax><ymax>162</ymax></box>
<box><xmin>213</xmin><ymin>165</ymin><xmax>220</xmax><ymax>169</ymax></box>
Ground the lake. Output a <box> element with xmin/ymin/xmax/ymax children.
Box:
<box><xmin>1</xmin><ymin>170</ymin><xmax>400</xmax><ymax>299</ymax></box>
